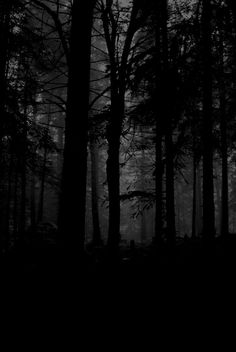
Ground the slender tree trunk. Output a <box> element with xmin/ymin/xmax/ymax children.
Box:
<box><xmin>202</xmin><ymin>0</ymin><xmax>215</xmax><ymax>240</ymax></box>
<box><xmin>196</xmin><ymin>162</ymin><xmax>202</xmax><ymax>236</ymax></box>
<box><xmin>154</xmin><ymin>6</ymin><xmax>163</xmax><ymax>244</ymax></box>
<box><xmin>0</xmin><ymin>2</ymin><xmax>11</xmax><ymax>250</ymax></box>
<box><xmin>102</xmin><ymin>6</ymin><xmax>123</xmax><ymax>250</ymax></box>
<box><xmin>214</xmin><ymin>166</ymin><xmax>221</xmax><ymax>235</ymax></box>
<box><xmin>90</xmin><ymin>140</ymin><xmax>102</xmax><ymax>246</ymax></box>
<box><xmin>38</xmin><ymin>145</ymin><xmax>47</xmax><ymax>223</ymax></box>
<box><xmin>38</xmin><ymin>115</ymin><xmax>49</xmax><ymax>223</ymax></box>
<box><xmin>106</xmin><ymin>96</ymin><xmax>122</xmax><ymax>249</ymax></box>
<box><xmin>31</xmin><ymin>105</ymin><xmax>37</xmax><ymax>230</ymax></box>
<box><xmin>219</xmin><ymin>33</ymin><xmax>229</xmax><ymax>237</ymax></box>
<box><xmin>13</xmin><ymin>166</ymin><xmax>19</xmax><ymax>239</ymax></box>
<box><xmin>5</xmin><ymin>152</ymin><xmax>14</xmax><ymax>247</ymax></box>
<box><xmin>161</xmin><ymin>0</ymin><xmax>176</xmax><ymax>247</ymax></box>
<box><xmin>58</xmin><ymin>0</ymin><xmax>95</xmax><ymax>255</ymax></box>
<box><xmin>19</xmin><ymin>88</ymin><xmax>28</xmax><ymax>236</ymax></box>
<box><xmin>30</xmin><ymin>156</ymin><xmax>36</xmax><ymax>230</ymax></box>
<box><xmin>192</xmin><ymin>125</ymin><xmax>197</xmax><ymax>238</ymax></box>
<box><xmin>140</xmin><ymin>132</ymin><xmax>146</xmax><ymax>244</ymax></box>
<box><xmin>0</xmin><ymin>2</ymin><xmax>10</xmax><ymax>117</ymax></box>
<box><xmin>57</xmin><ymin>126</ymin><xmax>64</xmax><ymax>173</ymax></box>
<box><xmin>165</xmin><ymin>132</ymin><xmax>176</xmax><ymax>246</ymax></box>
<box><xmin>192</xmin><ymin>155</ymin><xmax>197</xmax><ymax>239</ymax></box>
<box><xmin>102</xmin><ymin>1</ymin><xmax>140</xmax><ymax>251</ymax></box>
<box><xmin>20</xmin><ymin>157</ymin><xmax>26</xmax><ymax>235</ymax></box>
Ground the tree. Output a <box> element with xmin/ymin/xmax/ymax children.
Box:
<box><xmin>161</xmin><ymin>0</ymin><xmax>176</xmax><ymax>247</ymax></box>
<box><xmin>154</xmin><ymin>1</ymin><xmax>163</xmax><ymax>244</ymax></box>
<box><xmin>100</xmin><ymin>0</ymin><xmax>146</xmax><ymax>249</ymax></box>
<box><xmin>58</xmin><ymin>0</ymin><xmax>96</xmax><ymax>255</ymax></box>
<box><xmin>90</xmin><ymin>139</ymin><xmax>102</xmax><ymax>245</ymax></box>
<box><xmin>201</xmin><ymin>0</ymin><xmax>215</xmax><ymax>240</ymax></box>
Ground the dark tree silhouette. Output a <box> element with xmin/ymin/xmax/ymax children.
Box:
<box><xmin>58</xmin><ymin>0</ymin><xmax>96</xmax><ymax>255</ymax></box>
<box><xmin>161</xmin><ymin>0</ymin><xmax>176</xmax><ymax>247</ymax></box>
<box><xmin>154</xmin><ymin>1</ymin><xmax>163</xmax><ymax>244</ymax></box>
<box><xmin>201</xmin><ymin>0</ymin><xmax>215</xmax><ymax>240</ymax></box>
<box><xmin>90</xmin><ymin>140</ymin><xmax>102</xmax><ymax>246</ymax></box>
<box><xmin>101</xmin><ymin>0</ymin><xmax>144</xmax><ymax>250</ymax></box>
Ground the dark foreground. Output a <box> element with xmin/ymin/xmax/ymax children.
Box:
<box><xmin>1</xmin><ymin>235</ymin><xmax>236</xmax><ymax>293</ymax></box>
<box><xmin>1</xmin><ymin>235</ymin><xmax>235</xmax><ymax>345</ymax></box>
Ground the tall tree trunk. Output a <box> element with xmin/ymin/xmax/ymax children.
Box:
<box><xmin>140</xmin><ymin>132</ymin><xmax>146</xmax><ymax>244</ymax></box>
<box><xmin>192</xmin><ymin>123</ymin><xmax>197</xmax><ymax>238</ymax></box>
<box><xmin>30</xmin><ymin>155</ymin><xmax>36</xmax><ymax>230</ymax></box>
<box><xmin>165</xmin><ymin>132</ymin><xmax>176</xmax><ymax>246</ymax></box>
<box><xmin>192</xmin><ymin>154</ymin><xmax>197</xmax><ymax>239</ymax></box>
<box><xmin>196</xmin><ymin>162</ymin><xmax>203</xmax><ymax>236</ymax></box>
<box><xmin>102</xmin><ymin>4</ymin><xmax>123</xmax><ymax>250</ymax></box>
<box><xmin>102</xmin><ymin>1</ymin><xmax>140</xmax><ymax>251</ymax></box>
<box><xmin>5</xmin><ymin>152</ymin><xmax>14</xmax><ymax>248</ymax></box>
<box><xmin>202</xmin><ymin>0</ymin><xmax>215</xmax><ymax>240</ymax></box>
<box><xmin>106</xmin><ymin>97</ymin><xmax>122</xmax><ymax>249</ymax></box>
<box><xmin>20</xmin><ymin>157</ymin><xmax>26</xmax><ymax>235</ymax></box>
<box><xmin>154</xmin><ymin>5</ymin><xmax>163</xmax><ymax>244</ymax></box>
<box><xmin>90</xmin><ymin>140</ymin><xmax>102</xmax><ymax>246</ymax></box>
<box><xmin>38</xmin><ymin>115</ymin><xmax>49</xmax><ymax>223</ymax></box>
<box><xmin>0</xmin><ymin>2</ymin><xmax>10</xmax><ymax>118</ymax></box>
<box><xmin>161</xmin><ymin>0</ymin><xmax>176</xmax><ymax>247</ymax></box>
<box><xmin>13</xmin><ymin>165</ymin><xmax>19</xmax><ymax>240</ymax></box>
<box><xmin>38</xmin><ymin>144</ymin><xmax>47</xmax><ymax>223</ymax></box>
<box><xmin>19</xmin><ymin>87</ymin><xmax>28</xmax><ymax>236</ymax></box>
<box><xmin>0</xmin><ymin>2</ymin><xmax>11</xmax><ymax>250</ymax></box>
<box><xmin>214</xmin><ymin>166</ymin><xmax>221</xmax><ymax>235</ymax></box>
<box><xmin>219</xmin><ymin>32</ymin><xmax>229</xmax><ymax>237</ymax></box>
<box><xmin>58</xmin><ymin>0</ymin><xmax>95</xmax><ymax>255</ymax></box>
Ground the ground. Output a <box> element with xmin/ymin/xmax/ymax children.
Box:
<box><xmin>1</xmin><ymin>236</ymin><xmax>234</xmax><ymax>343</ymax></box>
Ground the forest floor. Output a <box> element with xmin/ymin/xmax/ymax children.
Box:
<box><xmin>1</xmin><ymin>234</ymin><xmax>236</xmax><ymax>290</ymax></box>
<box><xmin>1</xmin><ymin>235</ymin><xmax>235</xmax><ymax>338</ymax></box>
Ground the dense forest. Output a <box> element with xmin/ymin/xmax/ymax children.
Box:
<box><xmin>1</xmin><ymin>0</ymin><xmax>236</xmax><ymax>287</ymax></box>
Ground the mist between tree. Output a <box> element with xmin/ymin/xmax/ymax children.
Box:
<box><xmin>2</xmin><ymin>0</ymin><xmax>236</xmax><ymax>278</ymax></box>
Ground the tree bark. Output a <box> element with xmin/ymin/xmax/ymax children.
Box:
<box><xmin>90</xmin><ymin>140</ymin><xmax>102</xmax><ymax>245</ymax></box>
<box><xmin>192</xmin><ymin>151</ymin><xmax>197</xmax><ymax>238</ymax></box>
<box><xmin>13</xmin><ymin>165</ymin><xmax>19</xmax><ymax>239</ymax></box>
<box><xmin>202</xmin><ymin>0</ymin><xmax>215</xmax><ymax>240</ymax></box>
<box><xmin>106</xmin><ymin>101</ymin><xmax>122</xmax><ymax>249</ymax></box>
<box><xmin>161</xmin><ymin>0</ymin><xmax>176</xmax><ymax>247</ymax></box>
<box><xmin>58</xmin><ymin>0</ymin><xmax>96</xmax><ymax>255</ymax></box>
<box><xmin>218</xmin><ymin>31</ymin><xmax>229</xmax><ymax>237</ymax></box>
<box><xmin>154</xmin><ymin>4</ymin><xmax>163</xmax><ymax>244</ymax></box>
<box><xmin>38</xmin><ymin>143</ymin><xmax>47</xmax><ymax>224</ymax></box>
<box><xmin>102</xmin><ymin>2</ymin><xmax>140</xmax><ymax>250</ymax></box>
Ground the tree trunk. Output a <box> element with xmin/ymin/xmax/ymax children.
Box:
<box><xmin>0</xmin><ymin>2</ymin><xmax>10</xmax><ymax>117</ymax></box>
<box><xmin>0</xmin><ymin>2</ymin><xmax>11</xmax><ymax>249</ymax></box>
<box><xmin>196</xmin><ymin>162</ymin><xmax>203</xmax><ymax>236</ymax></box>
<box><xmin>102</xmin><ymin>1</ymin><xmax>140</xmax><ymax>252</ymax></box>
<box><xmin>58</xmin><ymin>0</ymin><xmax>95</xmax><ymax>255</ymax></box>
<box><xmin>192</xmin><ymin>124</ymin><xmax>197</xmax><ymax>238</ymax></box>
<box><xmin>161</xmin><ymin>0</ymin><xmax>176</xmax><ymax>247</ymax></box>
<box><xmin>5</xmin><ymin>152</ymin><xmax>14</xmax><ymax>247</ymax></box>
<box><xmin>30</xmin><ymin>156</ymin><xmax>36</xmax><ymax>230</ymax></box>
<box><xmin>154</xmin><ymin>5</ymin><xmax>163</xmax><ymax>244</ymax></box>
<box><xmin>13</xmin><ymin>165</ymin><xmax>19</xmax><ymax>239</ymax></box>
<box><xmin>202</xmin><ymin>0</ymin><xmax>215</xmax><ymax>240</ymax></box>
<box><xmin>38</xmin><ymin>145</ymin><xmax>47</xmax><ymax>224</ymax></box>
<box><xmin>90</xmin><ymin>140</ymin><xmax>102</xmax><ymax>246</ymax></box>
<box><xmin>140</xmin><ymin>133</ymin><xmax>146</xmax><ymax>244</ymax></box>
<box><xmin>19</xmin><ymin>87</ymin><xmax>28</xmax><ymax>236</ymax></box>
<box><xmin>106</xmin><ymin>99</ymin><xmax>122</xmax><ymax>249</ymax></box>
<box><xmin>219</xmin><ymin>32</ymin><xmax>229</xmax><ymax>237</ymax></box>
<box><xmin>165</xmin><ymin>132</ymin><xmax>176</xmax><ymax>246</ymax></box>
<box><xmin>214</xmin><ymin>166</ymin><xmax>221</xmax><ymax>235</ymax></box>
